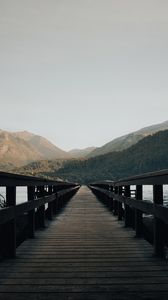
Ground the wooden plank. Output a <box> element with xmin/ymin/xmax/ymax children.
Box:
<box><xmin>90</xmin><ymin>169</ymin><xmax>168</xmax><ymax>187</ymax></box>
<box><xmin>0</xmin><ymin>171</ymin><xmax>78</xmax><ymax>187</ymax></box>
<box><xmin>114</xmin><ymin>169</ymin><xmax>168</xmax><ymax>186</ymax></box>
<box><xmin>1</xmin><ymin>186</ymin><xmax>168</xmax><ymax>300</ymax></box>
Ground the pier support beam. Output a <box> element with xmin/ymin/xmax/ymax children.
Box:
<box><xmin>48</xmin><ymin>186</ymin><xmax>54</xmax><ymax>220</ymax></box>
<box><xmin>135</xmin><ymin>185</ymin><xmax>143</xmax><ymax>237</ymax></box>
<box><xmin>124</xmin><ymin>186</ymin><xmax>131</xmax><ymax>227</ymax></box>
<box><xmin>28</xmin><ymin>186</ymin><xmax>35</xmax><ymax>238</ymax></box>
<box><xmin>36</xmin><ymin>186</ymin><xmax>45</xmax><ymax>228</ymax></box>
<box><xmin>2</xmin><ymin>187</ymin><xmax>16</xmax><ymax>258</ymax></box>
<box><xmin>153</xmin><ymin>185</ymin><xmax>165</xmax><ymax>257</ymax></box>
<box><xmin>118</xmin><ymin>186</ymin><xmax>123</xmax><ymax>221</ymax></box>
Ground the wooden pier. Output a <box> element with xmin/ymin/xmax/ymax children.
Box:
<box><xmin>1</xmin><ymin>184</ymin><xmax>168</xmax><ymax>299</ymax></box>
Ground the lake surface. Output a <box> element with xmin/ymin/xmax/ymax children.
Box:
<box><xmin>0</xmin><ymin>185</ymin><xmax>168</xmax><ymax>206</ymax></box>
<box><xmin>0</xmin><ymin>187</ymin><xmax>27</xmax><ymax>205</ymax></box>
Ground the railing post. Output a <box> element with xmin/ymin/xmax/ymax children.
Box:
<box><xmin>36</xmin><ymin>186</ymin><xmax>45</xmax><ymax>228</ymax></box>
<box><xmin>118</xmin><ymin>186</ymin><xmax>123</xmax><ymax>221</ymax></box>
<box><xmin>2</xmin><ymin>187</ymin><xmax>16</xmax><ymax>258</ymax></box>
<box><xmin>27</xmin><ymin>186</ymin><xmax>35</xmax><ymax>238</ymax></box>
<box><xmin>113</xmin><ymin>187</ymin><xmax>118</xmax><ymax>216</ymax></box>
<box><xmin>53</xmin><ymin>186</ymin><xmax>58</xmax><ymax>214</ymax></box>
<box><xmin>153</xmin><ymin>185</ymin><xmax>165</xmax><ymax>257</ymax></box>
<box><xmin>48</xmin><ymin>185</ymin><xmax>53</xmax><ymax>220</ymax></box>
<box><xmin>124</xmin><ymin>185</ymin><xmax>131</xmax><ymax>227</ymax></box>
<box><xmin>135</xmin><ymin>185</ymin><xmax>143</xmax><ymax>237</ymax></box>
<box><xmin>109</xmin><ymin>186</ymin><xmax>114</xmax><ymax>211</ymax></box>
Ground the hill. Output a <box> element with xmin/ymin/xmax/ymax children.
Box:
<box><xmin>14</xmin><ymin>131</ymin><xmax>69</xmax><ymax>160</ymax></box>
<box><xmin>0</xmin><ymin>130</ymin><xmax>70</xmax><ymax>169</ymax></box>
<box><xmin>0</xmin><ymin>131</ymin><xmax>43</xmax><ymax>168</ymax></box>
<box><xmin>13</xmin><ymin>159</ymin><xmax>66</xmax><ymax>179</ymax></box>
<box><xmin>88</xmin><ymin>120</ymin><xmax>168</xmax><ymax>157</ymax></box>
<box><xmin>68</xmin><ymin>147</ymin><xmax>96</xmax><ymax>158</ymax></box>
<box><xmin>43</xmin><ymin>130</ymin><xmax>168</xmax><ymax>183</ymax></box>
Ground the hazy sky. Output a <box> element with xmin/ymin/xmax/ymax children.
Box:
<box><xmin>0</xmin><ymin>0</ymin><xmax>168</xmax><ymax>150</ymax></box>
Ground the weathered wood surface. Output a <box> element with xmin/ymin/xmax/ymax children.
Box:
<box><xmin>1</xmin><ymin>186</ymin><xmax>168</xmax><ymax>299</ymax></box>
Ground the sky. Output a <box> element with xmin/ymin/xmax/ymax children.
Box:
<box><xmin>0</xmin><ymin>0</ymin><xmax>168</xmax><ymax>151</ymax></box>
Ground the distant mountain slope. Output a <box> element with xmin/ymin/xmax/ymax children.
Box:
<box><xmin>48</xmin><ymin>130</ymin><xmax>168</xmax><ymax>183</ymax></box>
<box><xmin>69</xmin><ymin>147</ymin><xmax>96</xmax><ymax>158</ymax></box>
<box><xmin>14</xmin><ymin>131</ymin><xmax>70</xmax><ymax>159</ymax></box>
<box><xmin>14</xmin><ymin>131</ymin><xmax>95</xmax><ymax>159</ymax></box>
<box><xmin>0</xmin><ymin>131</ymin><xmax>43</xmax><ymax>168</ymax></box>
<box><xmin>88</xmin><ymin>120</ymin><xmax>168</xmax><ymax>157</ymax></box>
<box><xmin>13</xmin><ymin>159</ymin><xmax>66</xmax><ymax>178</ymax></box>
<box><xmin>0</xmin><ymin>130</ymin><xmax>70</xmax><ymax>169</ymax></box>
<box><xmin>13</xmin><ymin>131</ymin><xmax>34</xmax><ymax>141</ymax></box>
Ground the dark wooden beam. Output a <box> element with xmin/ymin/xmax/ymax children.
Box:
<box><xmin>153</xmin><ymin>185</ymin><xmax>165</xmax><ymax>257</ymax></box>
<box><xmin>2</xmin><ymin>186</ymin><xmax>16</xmax><ymax>258</ymax></box>
<box><xmin>135</xmin><ymin>185</ymin><xmax>143</xmax><ymax>237</ymax></box>
<box><xmin>27</xmin><ymin>186</ymin><xmax>35</xmax><ymax>238</ymax></box>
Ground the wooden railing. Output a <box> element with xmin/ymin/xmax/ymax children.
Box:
<box><xmin>89</xmin><ymin>169</ymin><xmax>168</xmax><ymax>258</ymax></box>
<box><xmin>0</xmin><ymin>172</ymin><xmax>80</xmax><ymax>259</ymax></box>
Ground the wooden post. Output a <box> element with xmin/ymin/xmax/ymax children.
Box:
<box><xmin>48</xmin><ymin>185</ymin><xmax>53</xmax><ymax>220</ymax></box>
<box><xmin>113</xmin><ymin>187</ymin><xmax>118</xmax><ymax>216</ymax></box>
<box><xmin>124</xmin><ymin>185</ymin><xmax>131</xmax><ymax>227</ymax></box>
<box><xmin>109</xmin><ymin>186</ymin><xmax>113</xmax><ymax>211</ymax></box>
<box><xmin>36</xmin><ymin>186</ymin><xmax>45</xmax><ymax>228</ymax></box>
<box><xmin>135</xmin><ymin>185</ymin><xmax>143</xmax><ymax>237</ymax></box>
<box><xmin>153</xmin><ymin>185</ymin><xmax>165</xmax><ymax>257</ymax></box>
<box><xmin>118</xmin><ymin>186</ymin><xmax>123</xmax><ymax>221</ymax></box>
<box><xmin>60</xmin><ymin>194</ymin><xmax>64</xmax><ymax>208</ymax></box>
<box><xmin>2</xmin><ymin>187</ymin><xmax>16</xmax><ymax>258</ymax></box>
<box><xmin>27</xmin><ymin>186</ymin><xmax>35</xmax><ymax>238</ymax></box>
<box><xmin>58</xmin><ymin>193</ymin><xmax>64</xmax><ymax>210</ymax></box>
<box><xmin>53</xmin><ymin>186</ymin><xmax>58</xmax><ymax>214</ymax></box>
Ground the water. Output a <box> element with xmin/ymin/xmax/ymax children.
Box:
<box><xmin>143</xmin><ymin>185</ymin><xmax>168</xmax><ymax>205</ymax></box>
<box><xmin>0</xmin><ymin>187</ymin><xmax>27</xmax><ymax>206</ymax></box>
<box><xmin>0</xmin><ymin>187</ymin><xmax>51</xmax><ymax>209</ymax></box>
<box><xmin>0</xmin><ymin>185</ymin><xmax>168</xmax><ymax>206</ymax></box>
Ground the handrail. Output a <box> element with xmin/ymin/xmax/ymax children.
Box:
<box><xmin>0</xmin><ymin>171</ymin><xmax>78</xmax><ymax>187</ymax></box>
<box><xmin>91</xmin><ymin>169</ymin><xmax>168</xmax><ymax>186</ymax></box>
<box><xmin>89</xmin><ymin>169</ymin><xmax>168</xmax><ymax>259</ymax></box>
<box><xmin>0</xmin><ymin>172</ymin><xmax>80</xmax><ymax>259</ymax></box>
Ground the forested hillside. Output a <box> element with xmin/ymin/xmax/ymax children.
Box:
<box><xmin>88</xmin><ymin>120</ymin><xmax>168</xmax><ymax>157</ymax></box>
<box><xmin>51</xmin><ymin>130</ymin><xmax>168</xmax><ymax>183</ymax></box>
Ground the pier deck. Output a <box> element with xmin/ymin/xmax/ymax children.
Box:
<box><xmin>1</xmin><ymin>186</ymin><xmax>168</xmax><ymax>299</ymax></box>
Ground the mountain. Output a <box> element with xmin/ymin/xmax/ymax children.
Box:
<box><xmin>0</xmin><ymin>130</ymin><xmax>70</xmax><ymax>169</ymax></box>
<box><xmin>69</xmin><ymin>147</ymin><xmax>96</xmax><ymax>158</ymax></box>
<box><xmin>14</xmin><ymin>131</ymin><xmax>69</xmax><ymax>160</ymax></box>
<box><xmin>13</xmin><ymin>131</ymin><xmax>34</xmax><ymax>141</ymax></box>
<box><xmin>13</xmin><ymin>159</ymin><xmax>66</xmax><ymax>178</ymax></box>
<box><xmin>2</xmin><ymin>120</ymin><xmax>168</xmax><ymax>176</ymax></box>
<box><xmin>0</xmin><ymin>131</ymin><xmax>42</xmax><ymax>168</ymax></box>
<box><xmin>87</xmin><ymin>120</ymin><xmax>168</xmax><ymax>157</ymax></box>
<box><xmin>39</xmin><ymin>130</ymin><xmax>168</xmax><ymax>184</ymax></box>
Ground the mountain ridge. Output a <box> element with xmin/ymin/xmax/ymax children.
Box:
<box><xmin>53</xmin><ymin>129</ymin><xmax>168</xmax><ymax>183</ymax></box>
<box><xmin>0</xmin><ymin>130</ymin><xmax>70</xmax><ymax>168</ymax></box>
<box><xmin>1</xmin><ymin>119</ymin><xmax>168</xmax><ymax>171</ymax></box>
<box><xmin>14</xmin><ymin>129</ymin><xmax>168</xmax><ymax>183</ymax></box>
<box><xmin>68</xmin><ymin>147</ymin><xmax>96</xmax><ymax>158</ymax></box>
<box><xmin>15</xmin><ymin>131</ymin><xmax>70</xmax><ymax>159</ymax></box>
<box><xmin>87</xmin><ymin>120</ymin><xmax>168</xmax><ymax>157</ymax></box>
